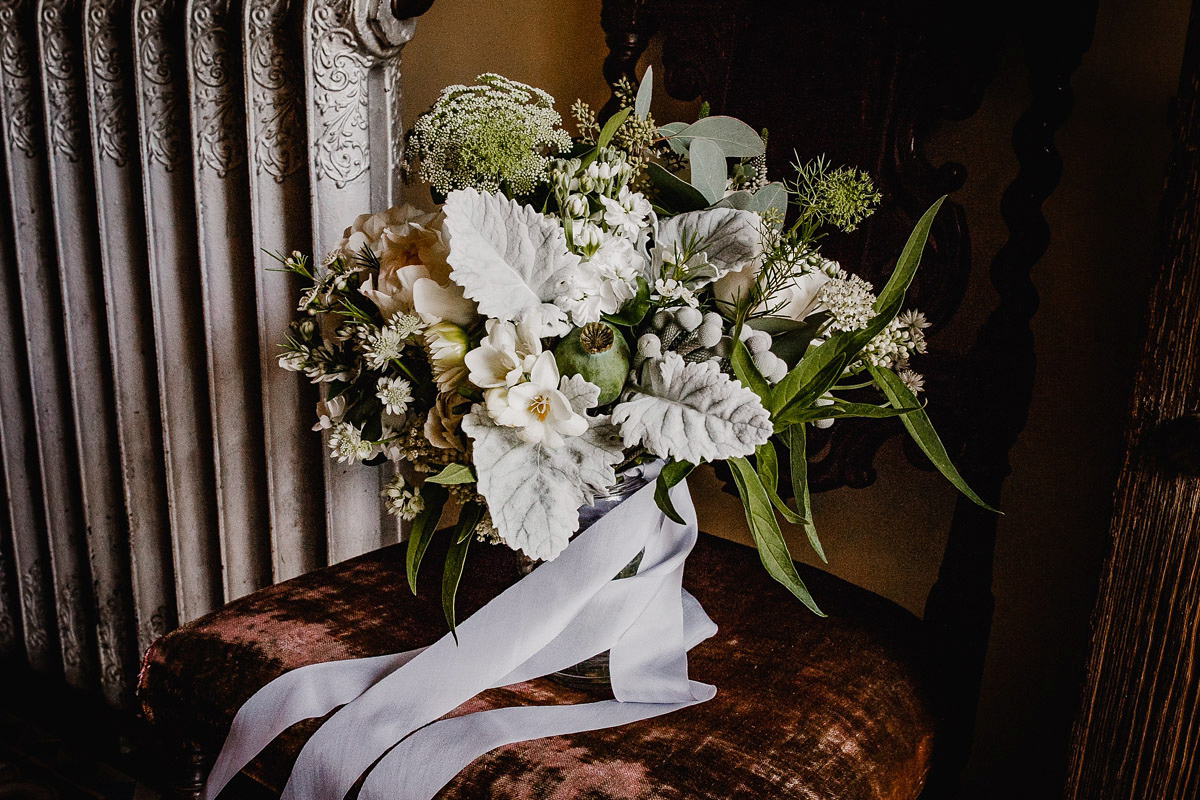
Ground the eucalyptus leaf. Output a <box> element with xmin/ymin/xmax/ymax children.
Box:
<box><xmin>657</xmin><ymin>121</ymin><xmax>690</xmax><ymax>156</ymax></box>
<box><xmin>442</xmin><ymin>502</ymin><xmax>483</xmax><ymax>638</ymax></box>
<box><xmin>635</xmin><ymin>65</ymin><xmax>654</xmax><ymax>119</ymax></box>
<box><xmin>754</xmin><ymin>182</ymin><xmax>788</xmax><ymax>221</ymax></box>
<box><xmin>688</xmin><ymin>138</ymin><xmax>728</xmax><ymax>204</ymax></box>
<box><xmin>868</xmin><ymin>365</ymin><xmax>999</xmax><ymax>512</ymax></box>
<box><xmin>654</xmin><ymin>460</ymin><xmax>695</xmax><ymax>524</ymax></box>
<box><xmin>675</xmin><ymin>116</ymin><xmax>766</xmax><ymax>157</ymax></box>
<box><xmin>786</xmin><ymin>425</ymin><xmax>826</xmax><ymax>562</ymax></box>
<box><xmin>406</xmin><ymin>483</ymin><xmax>449</xmax><ymax>594</ymax></box>
<box><xmin>728</xmin><ymin>456</ymin><xmax>823</xmax><ymax>615</ymax></box>
<box><xmin>715</xmin><ymin>191</ymin><xmax>755</xmax><ymax>211</ymax></box>
<box><xmin>646</xmin><ymin>163</ymin><xmax>710</xmax><ymax>213</ymax></box>
<box><xmin>426</xmin><ymin>463</ymin><xmax>476</xmax><ymax>485</ymax></box>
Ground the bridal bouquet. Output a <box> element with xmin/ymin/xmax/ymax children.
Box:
<box><xmin>276</xmin><ymin>72</ymin><xmax>989</xmax><ymax>629</ymax></box>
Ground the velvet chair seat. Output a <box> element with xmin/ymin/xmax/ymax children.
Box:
<box><xmin>138</xmin><ymin>533</ymin><xmax>936</xmax><ymax>800</ymax></box>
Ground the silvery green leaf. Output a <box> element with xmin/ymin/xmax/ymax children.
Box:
<box><xmin>635</xmin><ymin>65</ymin><xmax>654</xmax><ymax>119</ymax></box>
<box><xmin>656</xmin><ymin>207</ymin><xmax>762</xmax><ymax>283</ymax></box>
<box><xmin>646</xmin><ymin>163</ymin><xmax>708</xmax><ymax>211</ymax></box>
<box><xmin>674</xmin><ymin>116</ymin><xmax>765</xmax><ymax>157</ymax></box>
<box><xmin>461</xmin><ymin>383</ymin><xmax>625</xmax><ymax>561</ymax></box>
<box><xmin>657</xmin><ymin>122</ymin><xmax>691</xmax><ymax>155</ymax></box>
<box><xmin>613</xmin><ymin>352</ymin><xmax>772</xmax><ymax>463</ymax></box>
<box><xmin>715</xmin><ymin>190</ymin><xmax>755</xmax><ymax>211</ymax></box>
<box><xmin>754</xmin><ymin>182</ymin><xmax>788</xmax><ymax>221</ymax></box>
<box><xmin>443</xmin><ymin>188</ymin><xmax>582</xmax><ymax>321</ymax></box>
<box><xmin>688</xmin><ymin>137</ymin><xmax>729</xmax><ymax>204</ymax></box>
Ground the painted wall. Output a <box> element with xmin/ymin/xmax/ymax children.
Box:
<box><xmin>403</xmin><ymin>0</ymin><xmax>1189</xmax><ymax>795</ymax></box>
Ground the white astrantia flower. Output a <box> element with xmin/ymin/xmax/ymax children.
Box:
<box><xmin>362</xmin><ymin>325</ymin><xmax>409</xmax><ymax>370</ymax></box>
<box><xmin>328</xmin><ymin>423</ymin><xmax>375</xmax><ymax>464</ymax></box>
<box><xmin>898</xmin><ymin>369</ymin><xmax>925</xmax><ymax>395</ymax></box>
<box><xmin>599</xmin><ymin>186</ymin><xmax>653</xmax><ymax>239</ymax></box>
<box><xmin>376</xmin><ymin>376</ymin><xmax>414</xmax><ymax>415</ymax></box>
<box><xmin>382</xmin><ymin>474</ymin><xmax>424</xmax><ymax>521</ymax></box>
<box><xmin>312</xmin><ymin>394</ymin><xmax>347</xmax><ymax>431</ymax></box>
<box><xmin>464</xmin><ymin>318</ymin><xmax>543</xmax><ymax>389</ymax></box>
<box><xmin>491</xmin><ymin>352</ymin><xmax>588</xmax><ymax>447</ymax></box>
<box><xmin>425</xmin><ymin>321</ymin><xmax>470</xmax><ymax>392</ymax></box>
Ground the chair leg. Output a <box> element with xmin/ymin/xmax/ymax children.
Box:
<box><xmin>169</xmin><ymin>742</ymin><xmax>211</xmax><ymax>800</ymax></box>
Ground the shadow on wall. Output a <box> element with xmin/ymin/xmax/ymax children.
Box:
<box><xmin>404</xmin><ymin>0</ymin><xmax>1189</xmax><ymax>796</ymax></box>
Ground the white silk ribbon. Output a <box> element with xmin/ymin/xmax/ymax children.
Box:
<box><xmin>203</xmin><ymin>470</ymin><xmax>713</xmax><ymax>800</ymax></box>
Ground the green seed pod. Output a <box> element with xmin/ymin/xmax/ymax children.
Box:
<box><xmin>554</xmin><ymin>321</ymin><xmax>630</xmax><ymax>405</ymax></box>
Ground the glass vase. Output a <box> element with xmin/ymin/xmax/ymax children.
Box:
<box><xmin>516</xmin><ymin>464</ymin><xmax>656</xmax><ymax>690</ymax></box>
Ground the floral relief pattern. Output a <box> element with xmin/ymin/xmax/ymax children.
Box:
<box><xmin>190</xmin><ymin>0</ymin><xmax>245</xmax><ymax>176</ymax></box>
<box><xmin>20</xmin><ymin>559</ymin><xmax>50</xmax><ymax>666</ymax></box>
<box><xmin>56</xmin><ymin>579</ymin><xmax>84</xmax><ymax>670</ymax></box>
<box><xmin>308</xmin><ymin>0</ymin><xmax>374</xmax><ymax>189</ymax></box>
<box><xmin>247</xmin><ymin>0</ymin><xmax>305</xmax><ymax>182</ymax></box>
<box><xmin>85</xmin><ymin>0</ymin><xmax>132</xmax><ymax>166</ymax></box>
<box><xmin>39</xmin><ymin>0</ymin><xmax>85</xmax><ymax>162</ymax></box>
<box><xmin>0</xmin><ymin>0</ymin><xmax>40</xmax><ymax>159</ymax></box>
<box><xmin>135</xmin><ymin>0</ymin><xmax>185</xmax><ymax>171</ymax></box>
<box><xmin>97</xmin><ymin>589</ymin><xmax>131</xmax><ymax>701</ymax></box>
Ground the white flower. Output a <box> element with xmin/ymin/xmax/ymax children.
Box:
<box><xmin>571</xmin><ymin>221</ymin><xmax>604</xmax><ymax>255</ymax></box>
<box><xmin>653</xmin><ymin>278</ymin><xmax>699</xmax><ymax>308</ymax></box>
<box><xmin>362</xmin><ymin>324</ymin><xmax>410</xmax><ymax>370</ymax></box>
<box><xmin>328</xmin><ymin>423</ymin><xmax>375</xmax><ymax>463</ymax></box>
<box><xmin>599</xmin><ymin>186</ymin><xmax>653</xmax><ymax>239</ymax></box>
<box><xmin>518</xmin><ymin>303</ymin><xmax>572</xmax><ymax>339</ymax></box>
<box><xmin>818</xmin><ymin>274</ymin><xmax>877</xmax><ymax>333</ymax></box>
<box><xmin>553</xmin><ymin>263</ymin><xmax>608</xmax><ymax>326</ymax></box>
<box><xmin>425</xmin><ymin>321</ymin><xmax>470</xmax><ymax>392</ymax></box>
<box><xmin>562</xmin><ymin>193</ymin><xmax>591</xmax><ymax>219</ymax></box>
<box><xmin>490</xmin><ymin>352</ymin><xmax>588</xmax><ymax>447</ymax></box>
<box><xmin>898</xmin><ymin>309</ymin><xmax>930</xmax><ymax>332</ymax></box>
<box><xmin>898</xmin><ymin>369</ymin><xmax>925</xmax><ymax>395</ymax></box>
<box><xmin>382</xmin><ymin>474</ymin><xmax>424</xmax><ymax>521</ymax></box>
<box><xmin>278</xmin><ymin>350</ymin><xmax>307</xmax><ymax>372</ymax></box>
<box><xmin>411</xmin><ymin>276</ymin><xmax>477</xmax><ymax>327</ymax></box>
<box><xmin>376</xmin><ymin>376</ymin><xmax>414</xmax><ymax>415</ymax></box>
<box><xmin>555</xmin><ymin>235</ymin><xmax>645</xmax><ymax>326</ymax></box>
<box><xmin>359</xmin><ymin>263</ymin><xmax>429</xmax><ymax>322</ymax></box>
<box><xmin>312</xmin><ymin>394</ymin><xmax>347</xmax><ymax>431</ymax></box>
<box><xmin>464</xmin><ymin>318</ymin><xmax>543</xmax><ymax>389</ymax></box>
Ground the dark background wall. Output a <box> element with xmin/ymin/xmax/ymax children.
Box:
<box><xmin>402</xmin><ymin>0</ymin><xmax>1189</xmax><ymax>795</ymax></box>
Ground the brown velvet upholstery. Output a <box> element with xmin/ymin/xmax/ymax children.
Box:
<box><xmin>138</xmin><ymin>534</ymin><xmax>936</xmax><ymax>800</ymax></box>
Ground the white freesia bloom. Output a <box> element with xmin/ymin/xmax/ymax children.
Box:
<box><xmin>491</xmin><ymin>352</ymin><xmax>588</xmax><ymax>447</ymax></box>
<box><xmin>464</xmin><ymin>318</ymin><xmax>543</xmax><ymax>388</ymax></box>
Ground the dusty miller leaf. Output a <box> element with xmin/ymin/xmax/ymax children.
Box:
<box><xmin>655</xmin><ymin>207</ymin><xmax>762</xmax><ymax>284</ymax></box>
<box><xmin>443</xmin><ymin>188</ymin><xmax>582</xmax><ymax>322</ymax></box>
<box><xmin>461</xmin><ymin>377</ymin><xmax>625</xmax><ymax>561</ymax></box>
<box><xmin>612</xmin><ymin>352</ymin><xmax>772</xmax><ymax>464</ymax></box>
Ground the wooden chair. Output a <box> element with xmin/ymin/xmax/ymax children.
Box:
<box><xmin>136</xmin><ymin>1</ymin><xmax>1098</xmax><ymax>797</ymax></box>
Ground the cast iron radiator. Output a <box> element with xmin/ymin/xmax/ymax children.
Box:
<box><xmin>0</xmin><ymin>0</ymin><xmax>426</xmax><ymax>709</ymax></box>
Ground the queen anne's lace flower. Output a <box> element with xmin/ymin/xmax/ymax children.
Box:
<box><xmin>406</xmin><ymin>74</ymin><xmax>572</xmax><ymax>196</ymax></box>
<box><xmin>818</xmin><ymin>274</ymin><xmax>876</xmax><ymax>333</ymax></box>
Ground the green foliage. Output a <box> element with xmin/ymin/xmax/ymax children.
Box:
<box><xmin>789</xmin><ymin>155</ymin><xmax>882</xmax><ymax>232</ymax></box>
<box><xmin>406</xmin><ymin>484</ymin><xmax>449</xmax><ymax>594</ymax></box>
<box><xmin>426</xmin><ymin>464</ymin><xmax>476</xmax><ymax>485</ymax></box>
<box><xmin>785</xmin><ymin>425</ymin><xmax>826</xmax><ymax>562</ymax></box>
<box><xmin>443</xmin><ymin>502</ymin><xmax>485</xmax><ymax>639</ymax></box>
<box><xmin>654</xmin><ymin>460</ymin><xmax>695</xmax><ymax>524</ymax></box>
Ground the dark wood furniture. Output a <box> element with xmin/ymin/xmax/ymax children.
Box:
<box><xmin>136</xmin><ymin>2</ymin><xmax>1097</xmax><ymax>798</ymax></box>
<box><xmin>1064</xmin><ymin>2</ymin><xmax>1200</xmax><ymax>797</ymax></box>
<box><xmin>599</xmin><ymin>0</ymin><xmax>1097</xmax><ymax>793</ymax></box>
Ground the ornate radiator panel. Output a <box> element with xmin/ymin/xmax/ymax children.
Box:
<box><xmin>0</xmin><ymin>0</ymin><xmax>423</xmax><ymax>708</ymax></box>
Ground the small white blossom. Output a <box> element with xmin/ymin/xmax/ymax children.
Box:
<box><xmin>376</xmin><ymin>376</ymin><xmax>414</xmax><ymax>415</ymax></box>
<box><xmin>899</xmin><ymin>369</ymin><xmax>925</xmax><ymax>395</ymax></box>
<box><xmin>362</xmin><ymin>325</ymin><xmax>409</xmax><ymax>370</ymax></box>
<box><xmin>599</xmin><ymin>186</ymin><xmax>653</xmax><ymax>239</ymax></box>
<box><xmin>818</xmin><ymin>274</ymin><xmax>877</xmax><ymax>333</ymax></box>
<box><xmin>328</xmin><ymin>423</ymin><xmax>375</xmax><ymax>464</ymax></box>
<box><xmin>382</xmin><ymin>474</ymin><xmax>424</xmax><ymax>521</ymax></box>
<box><xmin>653</xmin><ymin>278</ymin><xmax>699</xmax><ymax>308</ymax></box>
<box><xmin>490</xmin><ymin>352</ymin><xmax>588</xmax><ymax>447</ymax></box>
<box><xmin>312</xmin><ymin>395</ymin><xmax>347</xmax><ymax>431</ymax></box>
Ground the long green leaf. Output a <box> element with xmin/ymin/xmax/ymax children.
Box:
<box><xmin>730</xmin><ymin>337</ymin><xmax>771</xmax><ymax>402</ymax></box>
<box><xmin>756</xmin><ymin>440</ymin><xmax>805</xmax><ymax>525</ymax></box>
<box><xmin>646</xmin><ymin>163</ymin><xmax>710</xmax><ymax>212</ymax></box>
<box><xmin>442</xmin><ymin>502</ymin><xmax>484</xmax><ymax>639</ymax></box>
<box><xmin>596</xmin><ymin>107</ymin><xmax>631</xmax><ymax>150</ymax></box>
<box><xmin>786</xmin><ymin>425</ymin><xmax>827</xmax><ymax>563</ymax></box>
<box><xmin>634</xmin><ymin>65</ymin><xmax>654</xmax><ymax>119</ymax></box>
<box><xmin>654</xmin><ymin>460</ymin><xmax>695</xmax><ymax>524</ymax></box>
<box><xmin>728</xmin><ymin>456</ymin><xmax>824</xmax><ymax>615</ymax></box>
<box><xmin>868</xmin><ymin>365</ymin><xmax>999</xmax><ymax>513</ymax></box>
<box><xmin>875</xmin><ymin>196</ymin><xmax>946</xmax><ymax>313</ymax></box>
<box><xmin>773</xmin><ymin>400</ymin><xmax>921</xmax><ymax>430</ymax></box>
<box><xmin>771</xmin><ymin>352</ymin><xmax>848</xmax><ymax>424</ymax></box>
<box><xmin>406</xmin><ymin>483</ymin><xmax>449</xmax><ymax>593</ymax></box>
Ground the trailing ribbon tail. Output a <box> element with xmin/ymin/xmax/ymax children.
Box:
<box><xmin>204</xmin><ymin>473</ymin><xmax>714</xmax><ymax>800</ymax></box>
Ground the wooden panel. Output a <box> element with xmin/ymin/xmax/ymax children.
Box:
<box><xmin>37</xmin><ymin>0</ymin><xmax>137</xmax><ymax>706</ymax></box>
<box><xmin>0</xmin><ymin>0</ymin><xmax>98</xmax><ymax>692</ymax></box>
<box><xmin>1064</xmin><ymin>3</ymin><xmax>1200</xmax><ymax>797</ymax></box>
<box><xmin>244</xmin><ymin>0</ymin><xmax>326</xmax><ymax>581</ymax></box>
<box><xmin>132</xmin><ymin>0</ymin><xmax>223</xmax><ymax>622</ymax></box>
<box><xmin>84</xmin><ymin>0</ymin><xmax>178</xmax><ymax>654</ymax></box>
<box><xmin>186</xmin><ymin>0</ymin><xmax>271</xmax><ymax>600</ymax></box>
